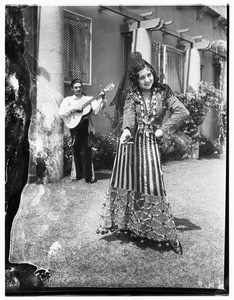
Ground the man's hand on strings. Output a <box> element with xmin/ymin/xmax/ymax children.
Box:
<box><xmin>73</xmin><ymin>103</ymin><xmax>83</xmax><ymax>112</ymax></box>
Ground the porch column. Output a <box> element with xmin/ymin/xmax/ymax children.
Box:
<box><xmin>9</xmin><ymin>6</ymin><xmax>65</xmax><ymax>269</ymax></box>
<box><xmin>29</xmin><ymin>6</ymin><xmax>64</xmax><ymax>183</ymax></box>
<box><xmin>188</xmin><ymin>48</ymin><xmax>201</xmax><ymax>158</ymax></box>
<box><xmin>188</xmin><ymin>48</ymin><xmax>201</xmax><ymax>91</ymax></box>
<box><xmin>132</xmin><ymin>27</ymin><xmax>152</xmax><ymax>63</ymax></box>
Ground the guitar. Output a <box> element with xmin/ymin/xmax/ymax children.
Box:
<box><xmin>63</xmin><ymin>83</ymin><xmax>115</xmax><ymax>129</ymax></box>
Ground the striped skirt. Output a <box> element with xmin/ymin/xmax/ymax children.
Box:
<box><xmin>100</xmin><ymin>127</ymin><xmax>178</xmax><ymax>242</ymax></box>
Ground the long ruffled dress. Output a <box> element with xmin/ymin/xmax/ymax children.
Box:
<box><xmin>99</xmin><ymin>87</ymin><xmax>189</xmax><ymax>242</ymax></box>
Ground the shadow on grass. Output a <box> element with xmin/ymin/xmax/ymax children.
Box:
<box><xmin>93</xmin><ymin>171</ymin><xmax>111</xmax><ymax>181</ymax></box>
<box><xmin>174</xmin><ymin>218</ymin><xmax>201</xmax><ymax>232</ymax></box>
<box><xmin>100</xmin><ymin>232</ymin><xmax>172</xmax><ymax>254</ymax></box>
<box><xmin>99</xmin><ymin>218</ymin><xmax>201</xmax><ymax>254</ymax></box>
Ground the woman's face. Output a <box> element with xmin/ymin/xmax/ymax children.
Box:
<box><xmin>137</xmin><ymin>67</ymin><xmax>154</xmax><ymax>92</ymax></box>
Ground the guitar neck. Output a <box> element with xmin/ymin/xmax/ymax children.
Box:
<box><xmin>79</xmin><ymin>83</ymin><xmax>114</xmax><ymax>110</ymax></box>
<box><xmin>81</xmin><ymin>93</ymin><xmax>101</xmax><ymax>110</ymax></box>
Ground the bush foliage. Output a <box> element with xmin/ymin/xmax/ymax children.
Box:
<box><xmin>175</xmin><ymin>81</ymin><xmax>222</xmax><ymax>142</ymax></box>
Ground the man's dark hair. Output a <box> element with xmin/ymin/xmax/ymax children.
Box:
<box><xmin>71</xmin><ymin>78</ymin><xmax>83</xmax><ymax>88</ymax></box>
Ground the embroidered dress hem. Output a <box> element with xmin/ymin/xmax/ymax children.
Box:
<box><xmin>100</xmin><ymin>186</ymin><xmax>177</xmax><ymax>242</ymax></box>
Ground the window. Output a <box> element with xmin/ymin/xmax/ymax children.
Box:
<box><xmin>64</xmin><ymin>9</ymin><xmax>92</xmax><ymax>84</ymax></box>
<box><xmin>152</xmin><ymin>41</ymin><xmax>185</xmax><ymax>93</ymax></box>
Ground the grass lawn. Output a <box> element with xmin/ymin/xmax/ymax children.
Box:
<box><xmin>10</xmin><ymin>157</ymin><xmax>226</xmax><ymax>291</ymax></box>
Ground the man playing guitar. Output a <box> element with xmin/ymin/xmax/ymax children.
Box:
<box><xmin>58</xmin><ymin>78</ymin><xmax>107</xmax><ymax>183</ymax></box>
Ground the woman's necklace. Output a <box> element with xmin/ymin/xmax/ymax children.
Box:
<box><xmin>138</xmin><ymin>88</ymin><xmax>157</xmax><ymax>136</ymax></box>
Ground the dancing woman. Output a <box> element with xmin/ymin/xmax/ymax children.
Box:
<box><xmin>97</xmin><ymin>52</ymin><xmax>189</xmax><ymax>254</ymax></box>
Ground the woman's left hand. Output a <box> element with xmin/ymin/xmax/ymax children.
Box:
<box><xmin>155</xmin><ymin>129</ymin><xmax>163</xmax><ymax>138</ymax></box>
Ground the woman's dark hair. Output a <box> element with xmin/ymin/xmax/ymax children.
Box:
<box><xmin>70</xmin><ymin>78</ymin><xmax>83</xmax><ymax>88</ymax></box>
<box><xmin>129</xmin><ymin>60</ymin><xmax>165</xmax><ymax>92</ymax></box>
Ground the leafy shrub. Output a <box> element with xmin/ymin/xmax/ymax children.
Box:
<box><xmin>176</xmin><ymin>82</ymin><xmax>221</xmax><ymax>142</ymax></box>
<box><xmin>92</xmin><ymin>132</ymin><xmax>118</xmax><ymax>170</ymax></box>
<box><xmin>63</xmin><ymin>131</ymin><xmax>118</xmax><ymax>175</ymax></box>
<box><xmin>63</xmin><ymin>134</ymin><xmax>73</xmax><ymax>176</ymax></box>
<box><xmin>159</xmin><ymin>132</ymin><xmax>193</xmax><ymax>162</ymax></box>
<box><xmin>218</xmin><ymin>103</ymin><xmax>227</xmax><ymax>146</ymax></box>
<box><xmin>198</xmin><ymin>135</ymin><xmax>220</xmax><ymax>157</ymax></box>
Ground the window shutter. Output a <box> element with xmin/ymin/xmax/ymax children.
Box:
<box><xmin>64</xmin><ymin>10</ymin><xmax>92</xmax><ymax>84</ymax></box>
<box><xmin>163</xmin><ymin>45</ymin><xmax>185</xmax><ymax>93</ymax></box>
